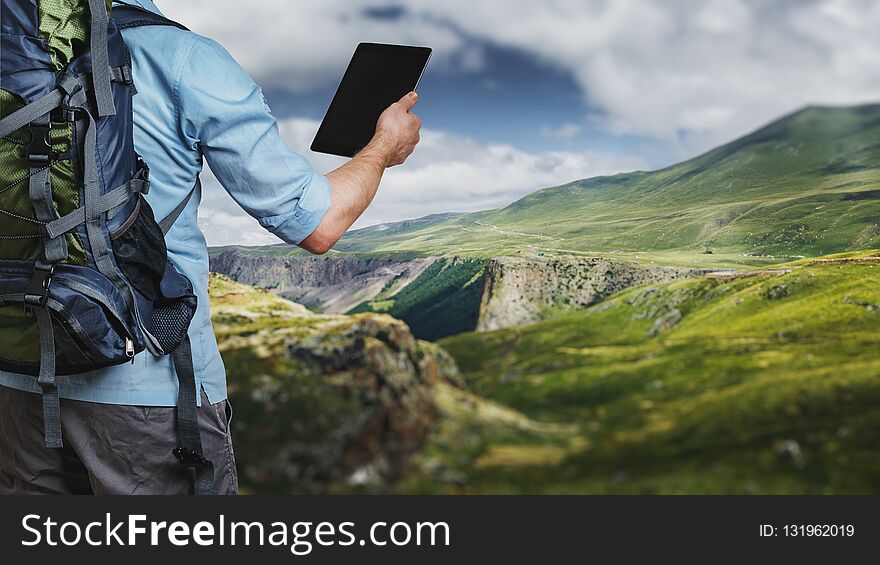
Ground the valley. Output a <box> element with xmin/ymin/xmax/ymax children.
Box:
<box><xmin>213</xmin><ymin>252</ymin><xmax>880</xmax><ymax>494</ymax></box>
<box><xmin>423</xmin><ymin>251</ymin><xmax>880</xmax><ymax>494</ymax></box>
<box><xmin>209</xmin><ymin>103</ymin><xmax>880</xmax><ymax>494</ymax></box>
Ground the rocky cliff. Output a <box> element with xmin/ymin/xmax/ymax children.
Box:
<box><xmin>211</xmin><ymin>248</ymin><xmax>702</xmax><ymax>337</ymax></box>
<box><xmin>210</xmin><ymin>250</ymin><xmax>437</xmax><ymax>314</ymax></box>
<box><xmin>210</xmin><ymin>274</ymin><xmax>461</xmax><ymax>493</ymax></box>
<box><xmin>476</xmin><ymin>256</ymin><xmax>700</xmax><ymax>331</ymax></box>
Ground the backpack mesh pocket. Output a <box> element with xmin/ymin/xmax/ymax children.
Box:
<box><xmin>111</xmin><ymin>195</ymin><xmax>167</xmax><ymax>301</ymax></box>
<box><xmin>151</xmin><ymin>298</ymin><xmax>195</xmax><ymax>353</ymax></box>
<box><xmin>146</xmin><ymin>259</ymin><xmax>198</xmax><ymax>355</ymax></box>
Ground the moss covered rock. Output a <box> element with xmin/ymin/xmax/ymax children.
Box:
<box><xmin>209</xmin><ymin>274</ymin><xmax>460</xmax><ymax>493</ymax></box>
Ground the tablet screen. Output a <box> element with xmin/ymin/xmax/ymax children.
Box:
<box><xmin>311</xmin><ymin>43</ymin><xmax>432</xmax><ymax>158</ymax></box>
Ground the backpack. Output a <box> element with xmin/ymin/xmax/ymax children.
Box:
<box><xmin>0</xmin><ymin>1</ymin><xmax>212</xmax><ymax>494</ymax></box>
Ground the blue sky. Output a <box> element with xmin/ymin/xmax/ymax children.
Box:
<box><xmin>158</xmin><ymin>0</ymin><xmax>880</xmax><ymax>246</ymax></box>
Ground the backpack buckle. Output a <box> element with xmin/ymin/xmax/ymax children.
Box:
<box><xmin>60</xmin><ymin>106</ymin><xmax>84</xmax><ymax>123</ymax></box>
<box><xmin>26</xmin><ymin>123</ymin><xmax>53</xmax><ymax>165</ymax></box>
<box><xmin>24</xmin><ymin>264</ymin><xmax>55</xmax><ymax>308</ymax></box>
<box><xmin>173</xmin><ymin>446</ymin><xmax>210</xmax><ymax>469</ymax></box>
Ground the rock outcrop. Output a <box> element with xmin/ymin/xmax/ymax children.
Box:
<box><xmin>211</xmin><ymin>249</ymin><xmax>702</xmax><ymax>337</ymax></box>
<box><xmin>210</xmin><ymin>274</ymin><xmax>461</xmax><ymax>493</ymax></box>
<box><xmin>210</xmin><ymin>249</ymin><xmax>437</xmax><ymax>314</ymax></box>
<box><xmin>477</xmin><ymin>256</ymin><xmax>699</xmax><ymax>331</ymax></box>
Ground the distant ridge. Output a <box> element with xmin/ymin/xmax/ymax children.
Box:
<box><xmin>331</xmin><ymin>103</ymin><xmax>880</xmax><ymax>259</ymax></box>
<box><xmin>213</xmin><ymin>104</ymin><xmax>880</xmax><ymax>263</ymax></box>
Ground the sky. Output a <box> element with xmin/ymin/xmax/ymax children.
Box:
<box><xmin>156</xmin><ymin>0</ymin><xmax>880</xmax><ymax>247</ymax></box>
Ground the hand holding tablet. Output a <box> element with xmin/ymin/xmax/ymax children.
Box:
<box><xmin>311</xmin><ymin>43</ymin><xmax>432</xmax><ymax>158</ymax></box>
<box><xmin>373</xmin><ymin>91</ymin><xmax>423</xmax><ymax>167</ymax></box>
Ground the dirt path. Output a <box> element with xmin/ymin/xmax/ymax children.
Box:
<box><xmin>472</xmin><ymin>220</ymin><xmax>561</xmax><ymax>241</ymax></box>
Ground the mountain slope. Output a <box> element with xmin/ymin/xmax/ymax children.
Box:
<box><xmin>209</xmin><ymin>273</ymin><xmax>582</xmax><ymax>494</ymax></box>
<box><xmin>414</xmin><ymin>251</ymin><xmax>880</xmax><ymax>494</ymax></box>
<box><xmin>334</xmin><ymin>105</ymin><xmax>880</xmax><ymax>261</ymax></box>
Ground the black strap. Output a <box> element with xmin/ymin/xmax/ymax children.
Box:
<box><xmin>111</xmin><ymin>3</ymin><xmax>190</xmax><ymax>31</ymax></box>
<box><xmin>171</xmin><ymin>335</ymin><xmax>214</xmax><ymax>495</ymax></box>
<box><xmin>33</xmin><ymin>306</ymin><xmax>62</xmax><ymax>449</ymax></box>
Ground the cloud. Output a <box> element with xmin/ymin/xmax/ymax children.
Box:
<box><xmin>197</xmin><ymin>118</ymin><xmax>646</xmax><ymax>246</ymax></box>
<box><xmin>164</xmin><ymin>0</ymin><xmax>879</xmax><ymax>246</ymax></box>
<box><xmin>157</xmin><ymin>0</ymin><xmax>475</xmax><ymax>94</ymax></box>
<box><xmin>160</xmin><ymin>0</ymin><xmax>880</xmax><ymax>149</ymax></box>
<box><xmin>540</xmin><ymin>123</ymin><xmax>583</xmax><ymax>140</ymax></box>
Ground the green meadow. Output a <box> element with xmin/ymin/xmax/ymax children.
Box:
<box><xmin>396</xmin><ymin>253</ymin><xmax>880</xmax><ymax>494</ymax></box>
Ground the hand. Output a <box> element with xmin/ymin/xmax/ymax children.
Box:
<box><xmin>307</xmin><ymin>94</ymin><xmax>420</xmax><ymax>254</ymax></box>
<box><xmin>370</xmin><ymin>92</ymin><xmax>422</xmax><ymax>167</ymax></box>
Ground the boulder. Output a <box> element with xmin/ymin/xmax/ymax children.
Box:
<box><xmin>209</xmin><ymin>274</ymin><xmax>460</xmax><ymax>493</ymax></box>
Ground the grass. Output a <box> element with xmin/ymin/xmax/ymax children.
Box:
<box><xmin>394</xmin><ymin>251</ymin><xmax>880</xmax><ymax>494</ymax></box>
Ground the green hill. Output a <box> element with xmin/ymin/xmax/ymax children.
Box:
<box><xmin>395</xmin><ymin>251</ymin><xmax>880</xmax><ymax>494</ymax></box>
<box><xmin>336</xmin><ymin>105</ymin><xmax>880</xmax><ymax>265</ymax></box>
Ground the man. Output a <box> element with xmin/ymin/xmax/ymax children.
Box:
<box><xmin>0</xmin><ymin>0</ymin><xmax>421</xmax><ymax>495</ymax></box>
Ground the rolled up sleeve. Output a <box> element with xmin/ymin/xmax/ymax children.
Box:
<box><xmin>176</xmin><ymin>36</ymin><xmax>332</xmax><ymax>245</ymax></box>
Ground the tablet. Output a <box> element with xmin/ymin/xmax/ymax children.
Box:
<box><xmin>311</xmin><ymin>43</ymin><xmax>432</xmax><ymax>158</ymax></box>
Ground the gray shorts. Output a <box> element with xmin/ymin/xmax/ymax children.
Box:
<box><xmin>0</xmin><ymin>385</ymin><xmax>238</xmax><ymax>495</ymax></box>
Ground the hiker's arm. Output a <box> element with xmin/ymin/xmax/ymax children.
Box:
<box><xmin>300</xmin><ymin>92</ymin><xmax>422</xmax><ymax>254</ymax></box>
<box><xmin>178</xmin><ymin>37</ymin><xmax>334</xmax><ymax>247</ymax></box>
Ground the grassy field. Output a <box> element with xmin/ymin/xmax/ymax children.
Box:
<box><xmin>395</xmin><ymin>251</ymin><xmax>880</xmax><ymax>494</ymax></box>
<box><xmin>332</xmin><ymin>105</ymin><xmax>880</xmax><ymax>263</ymax></box>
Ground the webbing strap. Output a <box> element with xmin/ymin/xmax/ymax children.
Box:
<box><xmin>28</xmin><ymin>115</ymin><xmax>68</xmax><ymax>263</ymax></box>
<box><xmin>87</xmin><ymin>0</ymin><xmax>116</xmax><ymax>117</ymax></box>
<box><xmin>0</xmin><ymin>90</ymin><xmax>64</xmax><ymax>139</ymax></box>
<box><xmin>24</xmin><ymin>112</ymin><xmax>64</xmax><ymax>449</ymax></box>
<box><xmin>34</xmin><ymin>307</ymin><xmax>62</xmax><ymax>449</ymax></box>
<box><xmin>159</xmin><ymin>178</ymin><xmax>198</xmax><ymax>235</ymax></box>
<box><xmin>78</xmin><ymin>107</ymin><xmax>135</xmax><ymax>311</ymax></box>
<box><xmin>0</xmin><ymin>64</ymin><xmax>128</xmax><ymax>139</ymax></box>
<box><xmin>172</xmin><ymin>335</ymin><xmax>214</xmax><ymax>496</ymax></box>
<box><xmin>110</xmin><ymin>65</ymin><xmax>132</xmax><ymax>84</ymax></box>
<box><xmin>43</xmin><ymin>177</ymin><xmax>149</xmax><ymax>239</ymax></box>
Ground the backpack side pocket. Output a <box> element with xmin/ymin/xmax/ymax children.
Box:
<box><xmin>110</xmin><ymin>194</ymin><xmax>167</xmax><ymax>301</ymax></box>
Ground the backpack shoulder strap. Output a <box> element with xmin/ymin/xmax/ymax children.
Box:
<box><xmin>111</xmin><ymin>3</ymin><xmax>190</xmax><ymax>31</ymax></box>
<box><xmin>110</xmin><ymin>4</ymin><xmax>194</xmax><ymax>234</ymax></box>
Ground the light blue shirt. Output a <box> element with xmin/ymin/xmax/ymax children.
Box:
<box><xmin>0</xmin><ymin>0</ymin><xmax>332</xmax><ymax>406</ymax></box>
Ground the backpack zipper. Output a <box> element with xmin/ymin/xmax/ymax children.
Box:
<box><xmin>52</xmin><ymin>276</ymin><xmax>134</xmax><ymax>339</ymax></box>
